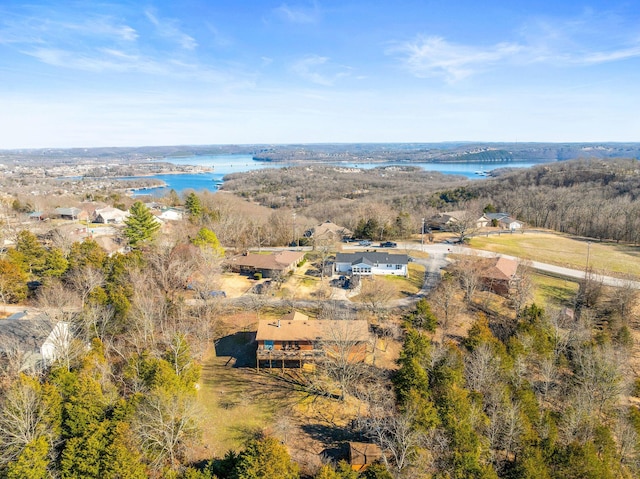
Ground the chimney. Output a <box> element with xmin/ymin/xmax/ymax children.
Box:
<box><xmin>277</xmin><ymin>319</ymin><xmax>281</xmax><ymax>328</ymax></box>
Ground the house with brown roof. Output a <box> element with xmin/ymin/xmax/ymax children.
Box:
<box><xmin>256</xmin><ymin>311</ymin><xmax>370</xmax><ymax>370</ymax></box>
<box><xmin>480</xmin><ymin>256</ymin><xmax>519</xmax><ymax>296</ymax></box>
<box><xmin>304</xmin><ymin>220</ymin><xmax>354</xmax><ymax>244</ymax></box>
<box><xmin>93</xmin><ymin>206</ymin><xmax>129</xmax><ymax>224</ymax></box>
<box><xmin>227</xmin><ymin>250</ymin><xmax>305</xmax><ymax>278</ymax></box>
<box><xmin>348</xmin><ymin>442</ymin><xmax>384</xmax><ymax>472</ymax></box>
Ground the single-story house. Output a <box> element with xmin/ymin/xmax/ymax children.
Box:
<box><xmin>305</xmin><ymin>220</ymin><xmax>354</xmax><ymax>243</ymax></box>
<box><xmin>227</xmin><ymin>250</ymin><xmax>305</xmax><ymax>278</ymax></box>
<box><xmin>484</xmin><ymin>213</ymin><xmax>523</xmax><ymax>230</ymax></box>
<box><xmin>427</xmin><ymin>211</ymin><xmax>488</xmax><ymax>230</ymax></box>
<box><xmin>93</xmin><ymin>206</ymin><xmax>129</xmax><ymax>224</ymax></box>
<box><xmin>256</xmin><ymin>311</ymin><xmax>370</xmax><ymax>370</ymax></box>
<box><xmin>55</xmin><ymin>207</ymin><xmax>88</xmax><ymax>221</ymax></box>
<box><xmin>348</xmin><ymin>442</ymin><xmax>384</xmax><ymax>472</ymax></box>
<box><xmin>0</xmin><ymin>311</ymin><xmax>70</xmax><ymax>372</ymax></box>
<box><xmin>479</xmin><ymin>256</ymin><xmax>519</xmax><ymax>296</ymax></box>
<box><xmin>157</xmin><ymin>207</ymin><xmax>184</xmax><ymax>221</ymax></box>
<box><xmin>334</xmin><ymin>252</ymin><xmax>408</xmax><ymax>276</ymax></box>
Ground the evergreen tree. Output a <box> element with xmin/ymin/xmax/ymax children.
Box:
<box><xmin>42</xmin><ymin>248</ymin><xmax>69</xmax><ymax>277</ymax></box>
<box><xmin>0</xmin><ymin>259</ymin><xmax>28</xmax><ymax>303</ymax></box>
<box><xmin>4</xmin><ymin>436</ymin><xmax>50</xmax><ymax>479</ymax></box>
<box><xmin>191</xmin><ymin>227</ymin><xmax>225</xmax><ymax>256</ymax></box>
<box><xmin>7</xmin><ymin>230</ymin><xmax>47</xmax><ymax>275</ymax></box>
<box><xmin>185</xmin><ymin>192</ymin><xmax>203</xmax><ymax>219</ymax></box>
<box><xmin>123</xmin><ymin>201</ymin><xmax>160</xmax><ymax>248</ymax></box>
<box><xmin>233</xmin><ymin>437</ymin><xmax>299</xmax><ymax>479</ymax></box>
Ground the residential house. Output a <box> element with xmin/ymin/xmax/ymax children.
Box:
<box><xmin>256</xmin><ymin>311</ymin><xmax>370</xmax><ymax>370</ymax></box>
<box><xmin>334</xmin><ymin>251</ymin><xmax>408</xmax><ymax>276</ymax></box>
<box><xmin>227</xmin><ymin>250</ymin><xmax>305</xmax><ymax>278</ymax></box>
<box><xmin>157</xmin><ymin>207</ymin><xmax>184</xmax><ymax>221</ymax></box>
<box><xmin>427</xmin><ymin>211</ymin><xmax>488</xmax><ymax>230</ymax></box>
<box><xmin>93</xmin><ymin>206</ymin><xmax>129</xmax><ymax>224</ymax></box>
<box><xmin>484</xmin><ymin>213</ymin><xmax>524</xmax><ymax>230</ymax></box>
<box><xmin>305</xmin><ymin>220</ymin><xmax>354</xmax><ymax>243</ymax></box>
<box><xmin>54</xmin><ymin>207</ymin><xmax>88</xmax><ymax>221</ymax></box>
<box><xmin>0</xmin><ymin>311</ymin><xmax>70</xmax><ymax>372</ymax></box>
<box><xmin>479</xmin><ymin>256</ymin><xmax>519</xmax><ymax>296</ymax></box>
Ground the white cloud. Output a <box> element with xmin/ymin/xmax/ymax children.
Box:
<box><xmin>575</xmin><ymin>45</ymin><xmax>640</xmax><ymax>65</ymax></box>
<box><xmin>291</xmin><ymin>55</ymin><xmax>351</xmax><ymax>86</ymax></box>
<box><xmin>390</xmin><ymin>36</ymin><xmax>523</xmax><ymax>82</ymax></box>
<box><xmin>274</xmin><ymin>3</ymin><xmax>320</xmax><ymax>24</ymax></box>
<box><xmin>144</xmin><ymin>9</ymin><xmax>197</xmax><ymax>50</ymax></box>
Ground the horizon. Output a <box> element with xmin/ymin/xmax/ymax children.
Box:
<box><xmin>4</xmin><ymin>139</ymin><xmax>640</xmax><ymax>153</ymax></box>
<box><xmin>2</xmin><ymin>1</ymin><xmax>639</xmax><ymax>149</ymax></box>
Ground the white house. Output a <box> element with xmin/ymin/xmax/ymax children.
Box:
<box><xmin>485</xmin><ymin>213</ymin><xmax>523</xmax><ymax>230</ymax></box>
<box><xmin>157</xmin><ymin>208</ymin><xmax>184</xmax><ymax>221</ymax></box>
<box><xmin>334</xmin><ymin>252</ymin><xmax>408</xmax><ymax>276</ymax></box>
<box><xmin>0</xmin><ymin>312</ymin><xmax>71</xmax><ymax>371</ymax></box>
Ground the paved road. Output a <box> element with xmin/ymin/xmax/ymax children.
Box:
<box><xmin>344</xmin><ymin>241</ymin><xmax>640</xmax><ymax>290</ymax></box>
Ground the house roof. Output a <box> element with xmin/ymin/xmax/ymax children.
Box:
<box><xmin>94</xmin><ymin>206</ymin><xmax>128</xmax><ymax>219</ymax></box>
<box><xmin>349</xmin><ymin>442</ymin><xmax>383</xmax><ymax>466</ymax></box>
<box><xmin>500</xmin><ymin>216</ymin><xmax>522</xmax><ymax>225</ymax></box>
<box><xmin>335</xmin><ymin>252</ymin><xmax>408</xmax><ymax>266</ymax></box>
<box><xmin>306</xmin><ymin>221</ymin><xmax>353</xmax><ymax>239</ymax></box>
<box><xmin>228</xmin><ymin>251</ymin><xmax>305</xmax><ymax>271</ymax></box>
<box><xmin>481</xmin><ymin>256</ymin><xmax>518</xmax><ymax>281</ymax></box>
<box><xmin>55</xmin><ymin>207</ymin><xmax>82</xmax><ymax>217</ymax></box>
<box><xmin>256</xmin><ymin>312</ymin><xmax>370</xmax><ymax>343</ymax></box>
<box><xmin>0</xmin><ymin>317</ymin><xmax>55</xmax><ymax>354</ymax></box>
<box><xmin>485</xmin><ymin>212</ymin><xmax>510</xmax><ymax>221</ymax></box>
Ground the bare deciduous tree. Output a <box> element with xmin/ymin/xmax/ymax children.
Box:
<box><xmin>359</xmin><ymin>276</ymin><xmax>396</xmax><ymax>314</ymax></box>
<box><xmin>0</xmin><ymin>376</ymin><xmax>57</xmax><ymax>467</ymax></box>
<box><xmin>429</xmin><ymin>277</ymin><xmax>461</xmax><ymax>343</ymax></box>
<box><xmin>318</xmin><ymin>318</ymin><xmax>372</xmax><ymax>400</ymax></box>
<box><xmin>132</xmin><ymin>390</ymin><xmax>201</xmax><ymax>472</ymax></box>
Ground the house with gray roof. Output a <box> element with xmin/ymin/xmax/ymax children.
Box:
<box><xmin>0</xmin><ymin>311</ymin><xmax>70</xmax><ymax>372</ymax></box>
<box><xmin>334</xmin><ymin>251</ymin><xmax>408</xmax><ymax>276</ymax></box>
<box><xmin>55</xmin><ymin>207</ymin><xmax>84</xmax><ymax>221</ymax></box>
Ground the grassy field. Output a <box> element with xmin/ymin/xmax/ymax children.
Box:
<box><xmin>531</xmin><ymin>272</ymin><xmax>581</xmax><ymax>307</ymax></box>
<box><xmin>469</xmin><ymin>233</ymin><xmax>640</xmax><ymax>278</ymax></box>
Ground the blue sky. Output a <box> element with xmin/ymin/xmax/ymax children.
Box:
<box><xmin>1</xmin><ymin>0</ymin><xmax>639</xmax><ymax>148</ymax></box>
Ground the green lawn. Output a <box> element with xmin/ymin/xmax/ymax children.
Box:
<box><xmin>531</xmin><ymin>272</ymin><xmax>581</xmax><ymax>307</ymax></box>
<box><xmin>377</xmin><ymin>263</ymin><xmax>426</xmax><ymax>297</ymax></box>
<box><xmin>469</xmin><ymin>233</ymin><xmax>640</xmax><ymax>279</ymax></box>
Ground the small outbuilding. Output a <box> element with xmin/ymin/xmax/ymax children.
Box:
<box><xmin>348</xmin><ymin>442</ymin><xmax>383</xmax><ymax>472</ymax></box>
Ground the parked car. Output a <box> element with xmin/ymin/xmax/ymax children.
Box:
<box><xmin>358</xmin><ymin>240</ymin><xmax>372</xmax><ymax>246</ymax></box>
<box><xmin>380</xmin><ymin>241</ymin><xmax>397</xmax><ymax>248</ymax></box>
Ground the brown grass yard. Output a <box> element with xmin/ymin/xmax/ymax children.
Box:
<box><xmin>469</xmin><ymin>232</ymin><xmax>640</xmax><ymax>279</ymax></box>
<box><xmin>193</xmin><ymin>309</ymin><xmax>404</xmax><ymax>475</ymax></box>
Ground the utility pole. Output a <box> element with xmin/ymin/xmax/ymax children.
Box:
<box><xmin>585</xmin><ymin>241</ymin><xmax>591</xmax><ymax>279</ymax></box>
<box><xmin>421</xmin><ymin>217</ymin><xmax>425</xmax><ymax>251</ymax></box>
<box><xmin>292</xmin><ymin>212</ymin><xmax>297</xmax><ymax>248</ymax></box>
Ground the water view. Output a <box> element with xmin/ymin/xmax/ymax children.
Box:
<box><xmin>133</xmin><ymin>154</ymin><xmax>544</xmax><ymax>196</ymax></box>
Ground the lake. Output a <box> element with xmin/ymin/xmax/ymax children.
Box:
<box><xmin>133</xmin><ymin>154</ymin><xmax>542</xmax><ymax>196</ymax></box>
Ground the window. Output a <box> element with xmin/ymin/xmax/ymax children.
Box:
<box><xmin>264</xmin><ymin>340</ymin><xmax>274</xmax><ymax>350</ymax></box>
